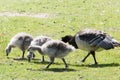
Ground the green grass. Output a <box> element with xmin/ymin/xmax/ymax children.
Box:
<box><xmin>0</xmin><ymin>0</ymin><xmax>120</xmax><ymax>80</ymax></box>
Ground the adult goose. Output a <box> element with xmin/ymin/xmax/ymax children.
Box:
<box><xmin>61</xmin><ymin>29</ymin><xmax>120</xmax><ymax>64</ymax></box>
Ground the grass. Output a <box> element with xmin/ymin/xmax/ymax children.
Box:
<box><xmin>0</xmin><ymin>0</ymin><xmax>120</xmax><ymax>80</ymax></box>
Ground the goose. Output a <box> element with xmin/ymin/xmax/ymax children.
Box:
<box><xmin>61</xmin><ymin>29</ymin><xmax>120</xmax><ymax>64</ymax></box>
<box><xmin>27</xmin><ymin>35</ymin><xmax>52</xmax><ymax>62</ymax></box>
<box><xmin>5</xmin><ymin>32</ymin><xmax>34</xmax><ymax>59</ymax></box>
<box><xmin>28</xmin><ymin>40</ymin><xmax>75</xmax><ymax>69</ymax></box>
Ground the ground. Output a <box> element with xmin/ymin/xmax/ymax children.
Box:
<box><xmin>0</xmin><ymin>0</ymin><xmax>120</xmax><ymax>80</ymax></box>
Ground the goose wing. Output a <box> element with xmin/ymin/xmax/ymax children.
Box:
<box><xmin>97</xmin><ymin>36</ymin><xmax>114</xmax><ymax>50</ymax></box>
<box><xmin>77</xmin><ymin>29</ymin><xmax>114</xmax><ymax>50</ymax></box>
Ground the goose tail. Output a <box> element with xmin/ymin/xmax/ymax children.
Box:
<box><xmin>112</xmin><ymin>39</ymin><xmax>120</xmax><ymax>47</ymax></box>
<box><xmin>113</xmin><ymin>42</ymin><xmax>120</xmax><ymax>47</ymax></box>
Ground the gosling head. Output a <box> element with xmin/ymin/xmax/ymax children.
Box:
<box><xmin>27</xmin><ymin>46</ymin><xmax>42</xmax><ymax>62</ymax></box>
<box><xmin>27</xmin><ymin>51</ymin><xmax>35</xmax><ymax>62</ymax></box>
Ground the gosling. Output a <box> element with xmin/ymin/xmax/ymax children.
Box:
<box><xmin>28</xmin><ymin>40</ymin><xmax>75</xmax><ymax>69</ymax></box>
<box><xmin>27</xmin><ymin>35</ymin><xmax>52</xmax><ymax>62</ymax></box>
<box><xmin>5</xmin><ymin>32</ymin><xmax>33</xmax><ymax>59</ymax></box>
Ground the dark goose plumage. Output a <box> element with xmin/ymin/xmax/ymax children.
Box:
<box><xmin>62</xmin><ymin>29</ymin><xmax>120</xmax><ymax>64</ymax></box>
<box><xmin>76</xmin><ymin>29</ymin><xmax>115</xmax><ymax>51</ymax></box>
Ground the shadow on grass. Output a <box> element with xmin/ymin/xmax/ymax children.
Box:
<box><xmin>43</xmin><ymin>68</ymin><xmax>76</xmax><ymax>72</ymax></box>
<box><xmin>27</xmin><ymin>68</ymin><xmax>76</xmax><ymax>72</ymax></box>
<box><xmin>13</xmin><ymin>57</ymin><xmax>41</xmax><ymax>62</ymax></box>
<box><xmin>27</xmin><ymin>61</ymin><xmax>76</xmax><ymax>72</ymax></box>
<box><xmin>33</xmin><ymin>61</ymin><xmax>50</xmax><ymax>64</ymax></box>
<box><xmin>80</xmin><ymin>63</ymin><xmax>120</xmax><ymax>68</ymax></box>
<box><xmin>33</xmin><ymin>61</ymin><xmax>78</xmax><ymax>67</ymax></box>
<box><xmin>32</xmin><ymin>60</ymin><xmax>120</xmax><ymax>68</ymax></box>
<box><xmin>11</xmin><ymin>56</ymin><xmax>120</xmax><ymax>68</ymax></box>
<box><xmin>6</xmin><ymin>56</ymin><xmax>28</xmax><ymax>61</ymax></box>
<box><xmin>13</xmin><ymin>57</ymin><xmax>28</xmax><ymax>61</ymax></box>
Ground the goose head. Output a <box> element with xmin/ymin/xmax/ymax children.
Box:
<box><xmin>61</xmin><ymin>35</ymin><xmax>78</xmax><ymax>49</ymax></box>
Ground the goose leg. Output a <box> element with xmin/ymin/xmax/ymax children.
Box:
<box><xmin>46</xmin><ymin>57</ymin><xmax>54</xmax><ymax>69</ymax></box>
<box><xmin>91</xmin><ymin>51</ymin><xmax>98</xmax><ymax>65</ymax></box>
<box><xmin>32</xmin><ymin>53</ymin><xmax>35</xmax><ymax>59</ymax></box>
<box><xmin>22</xmin><ymin>50</ymin><xmax>25</xmax><ymax>59</ymax></box>
<box><xmin>81</xmin><ymin>52</ymin><xmax>91</xmax><ymax>62</ymax></box>
<box><xmin>62</xmin><ymin>58</ymin><xmax>68</xmax><ymax>69</ymax></box>
<box><xmin>42</xmin><ymin>56</ymin><xmax>45</xmax><ymax>62</ymax></box>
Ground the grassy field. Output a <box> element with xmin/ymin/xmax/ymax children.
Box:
<box><xmin>0</xmin><ymin>0</ymin><xmax>120</xmax><ymax>80</ymax></box>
